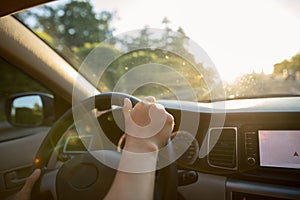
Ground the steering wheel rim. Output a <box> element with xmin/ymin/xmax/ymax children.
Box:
<box><xmin>32</xmin><ymin>92</ymin><xmax>177</xmax><ymax>200</ymax></box>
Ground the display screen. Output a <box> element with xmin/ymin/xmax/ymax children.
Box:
<box><xmin>258</xmin><ymin>130</ymin><xmax>300</xmax><ymax>169</ymax></box>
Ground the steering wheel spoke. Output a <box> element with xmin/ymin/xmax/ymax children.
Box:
<box><xmin>39</xmin><ymin>168</ymin><xmax>59</xmax><ymax>199</ymax></box>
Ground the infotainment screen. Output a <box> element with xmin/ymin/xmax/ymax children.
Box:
<box><xmin>258</xmin><ymin>130</ymin><xmax>300</xmax><ymax>169</ymax></box>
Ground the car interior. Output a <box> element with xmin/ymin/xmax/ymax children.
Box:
<box><xmin>0</xmin><ymin>0</ymin><xmax>300</xmax><ymax>200</ymax></box>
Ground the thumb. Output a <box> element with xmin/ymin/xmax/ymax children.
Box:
<box><xmin>13</xmin><ymin>169</ymin><xmax>41</xmax><ymax>200</ymax></box>
<box><xmin>22</xmin><ymin>169</ymin><xmax>41</xmax><ymax>192</ymax></box>
<box><xmin>122</xmin><ymin>98</ymin><xmax>132</xmax><ymax>119</ymax></box>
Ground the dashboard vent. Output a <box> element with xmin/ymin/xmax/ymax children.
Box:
<box><xmin>208</xmin><ymin>127</ymin><xmax>237</xmax><ymax>169</ymax></box>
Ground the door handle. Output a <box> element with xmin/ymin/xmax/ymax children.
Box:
<box><xmin>5</xmin><ymin>171</ymin><xmax>27</xmax><ymax>188</ymax></box>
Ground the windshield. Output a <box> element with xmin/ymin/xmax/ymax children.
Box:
<box><xmin>15</xmin><ymin>0</ymin><xmax>300</xmax><ymax>102</ymax></box>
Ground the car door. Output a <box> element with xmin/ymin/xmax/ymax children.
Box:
<box><xmin>0</xmin><ymin>57</ymin><xmax>53</xmax><ymax>198</ymax></box>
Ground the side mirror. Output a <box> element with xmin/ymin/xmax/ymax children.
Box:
<box><xmin>6</xmin><ymin>92</ymin><xmax>55</xmax><ymax>127</ymax></box>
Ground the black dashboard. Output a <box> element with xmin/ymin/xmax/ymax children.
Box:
<box><xmin>161</xmin><ymin>97</ymin><xmax>300</xmax><ymax>199</ymax></box>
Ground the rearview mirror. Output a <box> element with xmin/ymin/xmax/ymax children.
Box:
<box><xmin>6</xmin><ymin>93</ymin><xmax>55</xmax><ymax>127</ymax></box>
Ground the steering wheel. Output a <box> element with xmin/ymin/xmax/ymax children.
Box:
<box><xmin>32</xmin><ymin>92</ymin><xmax>177</xmax><ymax>200</ymax></box>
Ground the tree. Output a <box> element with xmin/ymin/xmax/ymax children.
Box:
<box><xmin>39</xmin><ymin>1</ymin><xmax>114</xmax><ymax>47</ymax></box>
<box><xmin>15</xmin><ymin>5</ymin><xmax>217</xmax><ymax>101</ymax></box>
<box><xmin>273</xmin><ymin>53</ymin><xmax>300</xmax><ymax>74</ymax></box>
<box><xmin>291</xmin><ymin>53</ymin><xmax>300</xmax><ymax>71</ymax></box>
<box><xmin>15</xmin><ymin>0</ymin><xmax>117</xmax><ymax>69</ymax></box>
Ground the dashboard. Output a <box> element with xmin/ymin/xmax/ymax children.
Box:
<box><xmin>173</xmin><ymin>97</ymin><xmax>300</xmax><ymax>200</ymax></box>
<box><xmin>57</xmin><ymin>97</ymin><xmax>300</xmax><ymax>200</ymax></box>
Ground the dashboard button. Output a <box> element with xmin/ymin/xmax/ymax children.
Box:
<box><xmin>247</xmin><ymin>157</ymin><xmax>256</xmax><ymax>166</ymax></box>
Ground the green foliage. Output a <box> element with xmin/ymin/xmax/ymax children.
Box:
<box><xmin>226</xmin><ymin>51</ymin><xmax>300</xmax><ymax>99</ymax></box>
<box><xmin>98</xmin><ymin>25</ymin><xmax>217</xmax><ymax>101</ymax></box>
<box><xmin>225</xmin><ymin>73</ymin><xmax>267</xmax><ymax>98</ymax></box>
<box><xmin>0</xmin><ymin>59</ymin><xmax>51</xmax><ymax>97</ymax></box>
<box><xmin>14</xmin><ymin>1</ymin><xmax>218</xmax><ymax>101</ymax></box>
<box><xmin>274</xmin><ymin>53</ymin><xmax>300</xmax><ymax>74</ymax></box>
<box><xmin>0</xmin><ymin>58</ymin><xmax>51</xmax><ymax>121</ymax></box>
<box><xmin>73</xmin><ymin>42</ymin><xmax>119</xmax><ymax>61</ymax></box>
<box><xmin>226</xmin><ymin>52</ymin><xmax>300</xmax><ymax>99</ymax></box>
<box><xmin>15</xmin><ymin>0</ymin><xmax>116</xmax><ymax>68</ymax></box>
<box><xmin>72</xmin><ymin>42</ymin><xmax>100</xmax><ymax>61</ymax></box>
<box><xmin>35</xmin><ymin>30</ymin><xmax>55</xmax><ymax>46</ymax></box>
<box><xmin>32</xmin><ymin>0</ymin><xmax>114</xmax><ymax>48</ymax></box>
<box><xmin>98</xmin><ymin>49</ymin><xmax>211</xmax><ymax>101</ymax></box>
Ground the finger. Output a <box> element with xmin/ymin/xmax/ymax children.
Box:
<box><xmin>21</xmin><ymin>169</ymin><xmax>41</xmax><ymax>195</ymax></box>
<box><xmin>151</xmin><ymin>103</ymin><xmax>174</xmax><ymax>124</ymax></box>
<box><xmin>122</xmin><ymin>98</ymin><xmax>132</xmax><ymax>119</ymax></box>
<box><xmin>133</xmin><ymin>99</ymin><xmax>152</xmax><ymax>115</ymax></box>
<box><xmin>143</xmin><ymin>96</ymin><xmax>156</xmax><ymax>104</ymax></box>
<box><xmin>171</xmin><ymin>131</ymin><xmax>177</xmax><ymax>139</ymax></box>
<box><xmin>166</xmin><ymin>112</ymin><xmax>174</xmax><ymax>124</ymax></box>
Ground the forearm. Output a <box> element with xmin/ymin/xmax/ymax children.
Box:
<box><xmin>104</xmin><ymin>169</ymin><xmax>156</xmax><ymax>200</ymax></box>
<box><xmin>104</xmin><ymin>149</ymin><xmax>158</xmax><ymax>200</ymax></box>
<box><xmin>104</xmin><ymin>97</ymin><xmax>173</xmax><ymax>200</ymax></box>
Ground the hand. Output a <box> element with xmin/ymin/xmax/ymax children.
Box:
<box><xmin>9</xmin><ymin>169</ymin><xmax>41</xmax><ymax>200</ymax></box>
<box><xmin>122</xmin><ymin>96</ymin><xmax>174</xmax><ymax>153</ymax></box>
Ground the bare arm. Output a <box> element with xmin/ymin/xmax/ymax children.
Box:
<box><xmin>104</xmin><ymin>97</ymin><xmax>174</xmax><ymax>200</ymax></box>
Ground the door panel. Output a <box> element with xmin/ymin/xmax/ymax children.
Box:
<box><xmin>0</xmin><ymin>129</ymin><xmax>48</xmax><ymax>171</ymax></box>
<box><xmin>0</xmin><ymin>57</ymin><xmax>53</xmax><ymax>198</ymax></box>
<box><xmin>0</xmin><ymin>129</ymin><xmax>48</xmax><ymax>197</ymax></box>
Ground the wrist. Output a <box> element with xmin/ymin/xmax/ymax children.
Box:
<box><xmin>118</xmin><ymin>135</ymin><xmax>159</xmax><ymax>173</ymax></box>
<box><xmin>118</xmin><ymin>149</ymin><xmax>158</xmax><ymax>173</ymax></box>
<box><xmin>123</xmin><ymin>134</ymin><xmax>159</xmax><ymax>153</ymax></box>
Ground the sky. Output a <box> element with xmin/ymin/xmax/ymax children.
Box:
<box><xmin>92</xmin><ymin>0</ymin><xmax>300</xmax><ymax>82</ymax></box>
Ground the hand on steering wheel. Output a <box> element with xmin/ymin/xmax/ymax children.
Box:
<box><xmin>122</xmin><ymin>96</ymin><xmax>174</xmax><ymax>153</ymax></box>
<box><xmin>104</xmin><ymin>96</ymin><xmax>175</xmax><ymax>200</ymax></box>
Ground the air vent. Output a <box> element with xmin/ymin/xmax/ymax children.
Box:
<box><xmin>208</xmin><ymin>127</ymin><xmax>237</xmax><ymax>169</ymax></box>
